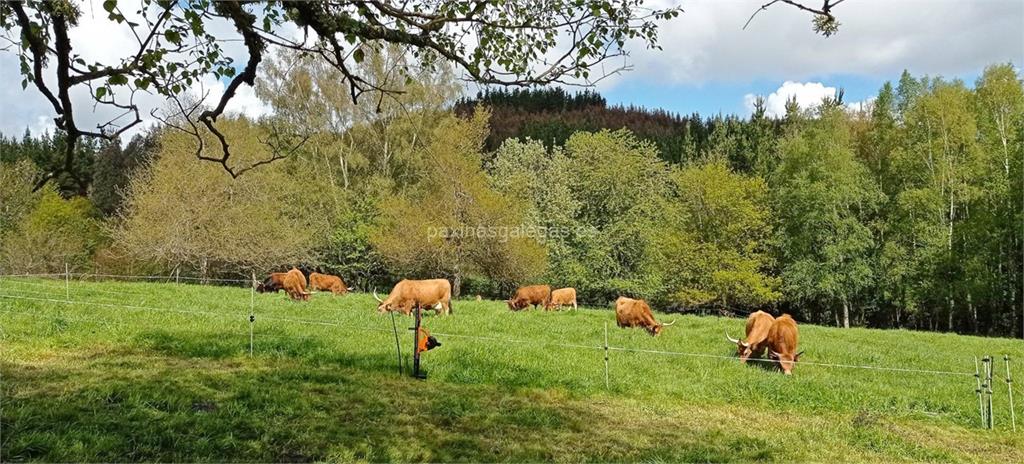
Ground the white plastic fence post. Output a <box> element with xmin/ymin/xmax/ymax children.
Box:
<box><xmin>1005</xmin><ymin>355</ymin><xmax>1017</xmax><ymax>432</ymax></box>
<box><xmin>249</xmin><ymin>271</ymin><xmax>255</xmax><ymax>357</ymax></box>
<box><xmin>603</xmin><ymin>321</ymin><xmax>610</xmax><ymax>390</ymax></box>
<box><xmin>64</xmin><ymin>262</ymin><xmax>69</xmax><ymax>302</ymax></box>
<box><xmin>976</xmin><ymin>356</ymin><xmax>986</xmax><ymax>428</ymax></box>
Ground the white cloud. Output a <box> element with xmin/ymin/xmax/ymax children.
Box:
<box><xmin>744</xmin><ymin>81</ymin><xmax>837</xmax><ymax>117</ymax></box>
<box><xmin>1</xmin><ymin>0</ymin><xmax>1021</xmax><ymax>137</ymax></box>
<box><xmin>191</xmin><ymin>76</ymin><xmax>272</xmax><ymax>120</ymax></box>
<box><xmin>0</xmin><ymin>0</ymin><xmax>271</xmax><ymax>138</ymax></box>
<box><xmin>600</xmin><ymin>0</ymin><xmax>1023</xmax><ymax>89</ymax></box>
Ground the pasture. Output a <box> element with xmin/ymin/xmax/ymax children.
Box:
<box><xmin>1</xmin><ymin>276</ymin><xmax>1023</xmax><ymax>462</ymax></box>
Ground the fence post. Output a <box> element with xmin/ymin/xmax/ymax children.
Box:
<box><xmin>987</xmin><ymin>356</ymin><xmax>996</xmax><ymax>429</ymax></box>
<box><xmin>64</xmin><ymin>262</ymin><xmax>69</xmax><ymax>302</ymax></box>
<box><xmin>391</xmin><ymin>311</ymin><xmax>403</xmax><ymax>376</ymax></box>
<box><xmin>1005</xmin><ymin>354</ymin><xmax>1016</xmax><ymax>432</ymax></box>
<box><xmin>976</xmin><ymin>356</ymin><xmax>986</xmax><ymax>428</ymax></box>
<box><xmin>603</xmin><ymin>322</ymin><xmax>610</xmax><ymax>390</ymax></box>
<box><xmin>412</xmin><ymin>306</ymin><xmax>424</xmax><ymax>379</ymax></box>
<box><xmin>249</xmin><ymin>271</ymin><xmax>255</xmax><ymax>357</ymax></box>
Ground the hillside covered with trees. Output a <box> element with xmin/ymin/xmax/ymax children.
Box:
<box><xmin>1</xmin><ymin>51</ymin><xmax>1020</xmax><ymax>337</ymax></box>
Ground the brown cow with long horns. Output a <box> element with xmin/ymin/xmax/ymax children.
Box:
<box><xmin>282</xmin><ymin>268</ymin><xmax>310</xmax><ymax>301</ymax></box>
<box><xmin>726</xmin><ymin>310</ymin><xmax>775</xmax><ymax>363</ymax></box>
<box><xmin>373</xmin><ymin>279</ymin><xmax>453</xmax><ymax>316</ymax></box>
<box><xmin>614</xmin><ymin>296</ymin><xmax>674</xmax><ymax>336</ymax></box>
<box><xmin>767</xmin><ymin>314</ymin><xmax>803</xmax><ymax>375</ymax></box>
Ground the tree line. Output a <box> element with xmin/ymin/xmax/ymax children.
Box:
<box><xmin>0</xmin><ymin>51</ymin><xmax>1020</xmax><ymax>337</ymax></box>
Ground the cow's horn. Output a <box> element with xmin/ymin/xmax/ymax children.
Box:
<box><xmin>372</xmin><ymin>288</ymin><xmax>383</xmax><ymax>303</ymax></box>
<box><xmin>770</xmin><ymin>350</ymin><xmax>782</xmax><ymax>359</ymax></box>
<box><xmin>725</xmin><ymin>331</ymin><xmax>740</xmax><ymax>344</ymax></box>
<box><xmin>662</xmin><ymin>319</ymin><xmax>676</xmax><ymax>326</ymax></box>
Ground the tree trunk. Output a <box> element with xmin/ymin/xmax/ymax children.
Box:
<box><xmin>452</xmin><ymin>272</ymin><xmax>462</xmax><ymax>299</ymax></box>
<box><xmin>968</xmin><ymin>292</ymin><xmax>977</xmax><ymax>334</ymax></box>
<box><xmin>842</xmin><ymin>300</ymin><xmax>850</xmax><ymax>328</ymax></box>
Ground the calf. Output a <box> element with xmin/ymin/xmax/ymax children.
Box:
<box><xmin>506</xmin><ymin>285</ymin><xmax>551</xmax><ymax>311</ymax></box>
<box><xmin>256</xmin><ymin>272</ymin><xmax>287</xmax><ymax>293</ymax></box>
<box><xmin>614</xmin><ymin>296</ymin><xmax>674</xmax><ymax>336</ymax></box>
<box><xmin>546</xmin><ymin>287</ymin><xmax>578</xmax><ymax>311</ymax></box>
<box><xmin>309</xmin><ymin>272</ymin><xmax>350</xmax><ymax>295</ymax></box>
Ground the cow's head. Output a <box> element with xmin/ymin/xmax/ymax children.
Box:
<box><xmin>372</xmin><ymin>289</ymin><xmax>391</xmax><ymax>312</ymax></box>
<box><xmin>725</xmin><ymin>331</ymin><xmax>753</xmax><ymax>361</ymax></box>
<box><xmin>648</xmin><ymin>319</ymin><xmax>675</xmax><ymax>336</ymax></box>
<box><xmin>506</xmin><ymin>299</ymin><xmax>524</xmax><ymax>311</ymax></box>
<box><xmin>770</xmin><ymin>350</ymin><xmax>803</xmax><ymax>375</ymax></box>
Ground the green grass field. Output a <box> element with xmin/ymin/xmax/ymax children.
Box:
<box><xmin>1</xmin><ymin>277</ymin><xmax>1023</xmax><ymax>462</ymax></box>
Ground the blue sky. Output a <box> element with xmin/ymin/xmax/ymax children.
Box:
<box><xmin>601</xmin><ymin>70</ymin><xmax>989</xmax><ymax>117</ymax></box>
<box><xmin>600</xmin><ymin>74</ymin><xmax>884</xmax><ymax>116</ymax></box>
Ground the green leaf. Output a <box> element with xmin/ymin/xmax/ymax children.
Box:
<box><xmin>164</xmin><ymin>29</ymin><xmax>181</xmax><ymax>44</ymax></box>
<box><xmin>353</xmin><ymin>48</ymin><xmax>365</xmax><ymax>64</ymax></box>
<box><xmin>96</xmin><ymin>87</ymin><xmax>107</xmax><ymax>99</ymax></box>
<box><xmin>108</xmin><ymin>74</ymin><xmax>129</xmax><ymax>86</ymax></box>
<box><xmin>102</xmin><ymin>0</ymin><xmax>117</xmax><ymax>13</ymax></box>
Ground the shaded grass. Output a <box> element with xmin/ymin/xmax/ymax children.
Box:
<box><xmin>1</xmin><ymin>277</ymin><xmax>1023</xmax><ymax>462</ymax></box>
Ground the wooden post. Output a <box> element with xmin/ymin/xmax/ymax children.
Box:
<box><xmin>249</xmin><ymin>271</ymin><xmax>255</xmax><ymax>357</ymax></box>
<box><xmin>1005</xmin><ymin>355</ymin><xmax>1017</xmax><ymax>432</ymax></box>
<box><xmin>603</xmin><ymin>322</ymin><xmax>610</xmax><ymax>390</ymax></box>
<box><xmin>976</xmin><ymin>356</ymin><xmax>986</xmax><ymax>428</ymax></box>
<box><xmin>412</xmin><ymin>305</ymin><xmax>424</xmax><ymax>379</ymax></box>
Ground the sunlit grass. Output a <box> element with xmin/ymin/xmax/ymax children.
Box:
<box><xmin>1</xmin><ymin>277</ymin><xmax>1022</xmax><ymax>462</ymax></box>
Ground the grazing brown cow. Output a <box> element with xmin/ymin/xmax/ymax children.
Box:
<box><xmin>546</xmin><ymin>287</ymin><xmax>578</xmax><ymax>311</ymax></box>
<box><xmin>767</xmin><ymin>314</ymin><xmax>803</xmax><ymax>375</ymax></box>
<box><xmin>374</xmin><ymin>279</ymin><xmax>453</xmax><ymax>316</ymax></box>
<box><xmin>309</xmin><ymin>272</ymin><xmax>350</xmax><ymax>295</ymax></box>
<box><xmin>282</xmin><ymin>268</ymin><xmax>310</xmax><ymax>301</ymax></box>
<box><xmin>256</xmin><ymin>272</ymin><xmax>287</xmax><ymax>293</ymax></box>
<box><xmin>506</xmin><ymin>285</ymin><xmax>552</xmax><ymax>311</ymax></box>
<box><xmin>726</xmin><ymin>310</ymin><xmax>775</xmax><ymax>363</ymax></box>
<box><xmin>614</xmin><ymin>296</ymin><xmax>674</xmax><ymax>336</ymax></box>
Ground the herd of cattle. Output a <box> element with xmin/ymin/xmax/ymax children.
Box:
<box><xmin>256</xmin><ymin>270</ymin><xmax>802</xmax><ymax>374</ymax></box>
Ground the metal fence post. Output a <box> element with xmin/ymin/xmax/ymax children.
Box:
<box><xmin>1005</xmin><ymin>355</ymin><xmax>1016</xmax><ymax>432</ymax></box>
<box><xmin>413</xmin><ymin>306</ymin><xmax>423</xmax><ymax>379</ymax></box>
<box><xmin>603</xmin><ymin>322</ymin><xmax>610</xmax><ymax>390</ymax></box>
